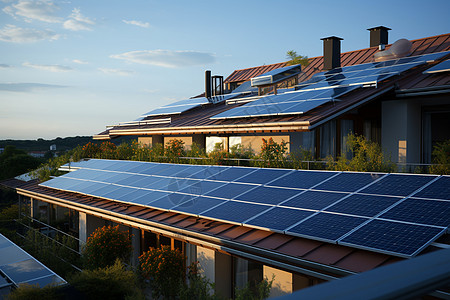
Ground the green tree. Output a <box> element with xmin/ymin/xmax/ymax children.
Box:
<box><xmin>0</xmin><ymin>145</ymin><xmax>41</xmax><ymax>179</ymax></box>
<box><xmin>286</xmin><ymin>50</ymin><xmax>309</xmax><ymax>66</ymax></box>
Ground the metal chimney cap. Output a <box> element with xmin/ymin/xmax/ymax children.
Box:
<box><xmin>367</xmin><ymin>26</ymin><xmax>392</xmax><ymax>31</ymax></box>
<box><xmin>320</xmin><ymin>36</ymin><xmax>343</xmax><ymax>41</ymax></box>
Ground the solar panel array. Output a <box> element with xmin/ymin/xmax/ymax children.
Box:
<box><xmin>41</xmin><ymin>159</ymin><xmax>450</xmax><ymax>258</ymax></box>
<box><xmin>212</xmin><ymin>51</ymin><xmax>450</xmax><ymax>120</ymax></box>
<box><xmin>0</xmin><ymin>234</ymin><xmax>66</xmax><ymax>288</ymax></box>
<box><xmin>141</xmin><ymin>93</ymin><xmax>240</xmax><ymax>117</ymax></box>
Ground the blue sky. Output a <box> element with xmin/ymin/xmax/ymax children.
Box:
<box><xmin>1</xmin><ymin>0</ymin><xmax>449</xmax><ymax>139</ymax></box>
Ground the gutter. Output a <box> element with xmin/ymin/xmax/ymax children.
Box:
<box><xmin>17</xmin><ymin>187</ymin><xmax>354</xmax><ymax>280</ymax></box>
<box><xmin>396</xmin><ymin>85</ymin><xmax>450</xmax><ymax>98</ymax></box>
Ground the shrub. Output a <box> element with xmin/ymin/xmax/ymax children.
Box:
<box><xmin>429</xmin><ymin>140</ymin><xmax>450</xmax><ymax>175</ymax></box>
<box><xmin>179</xmin><ymin>261</ymin><xmax>218</xmax><ymax>300</ymax></box>
<box><xmin>327</xmin><ymin>134</ymin><xmax>395</xmax><ymax>172</ymax></box>
<box><xmin>235</xmin><ymin>275</ymin><xmax>274</xmax><ymax>300</ymax></box>
<box><xmin>165</xmin><ymin>139</ymin><xmax>186</xmax><ymax>163</ymax></box>
<box><xmin>257</xmin><ymin>138</ymin><xmax>288</xmax><ymax>168</ymax></box>
<box><xmin>70</xmin><ymin>259</ymin><xmax>144</xmax><ymax>300</ymax></box>
<box><xmin>82</xmin><ymin>225</ymin><xmax>132</xmax><ymax>269</ymax></box>
<box><xmin>139</xmin><ymin>245</ymin><xmax>185</xmax><ymax>299</ymax></box>
<box><xmin>7</xmin><ymin>283</ymin><xmax>63</xmax><ymax>300</ymax></box>
<box><xmin>208</xmin><ymin>142</ymin><xmax>229</xmax><ymax>165</ymax></box>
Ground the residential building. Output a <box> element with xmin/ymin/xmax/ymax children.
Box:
<box><xmin>6</xmin><ymin>27</ymin><xmax>450</xmax><ymax>298</ymax></box>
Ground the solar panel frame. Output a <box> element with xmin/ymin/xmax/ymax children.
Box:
<box><xmin>423</xmin><ymin>59</ymin><xmax>450</xmax><ymax>74</ymax></box>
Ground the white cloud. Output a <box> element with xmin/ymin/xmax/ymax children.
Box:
<box><xmin>0</xmin><ymin>82</ymin><xmax>66</xmax><ymax>92</ymax></box>
<box><xmin>72</xmin><ymin>59</ymin><xmax>88</xmax><ymax>64</ymax></box>
<box><xmin>0</xmin><ymin>24</ymin><xmax>60</xmax><ymax>42</ymax></box>
<box><xmin>98</xmin><ymin>68</ymin><xmax>134</xmax><ymax>76</ymax></box>
<box><xmin>23</xmin><ymin>62</ymin><xmax>72</xmax><ymax>72</ymax></box>
<box><xmin>123</xmin><ymin>19</ymin><xmax>150</xmax><ymax>28</ymax></box>
<box><xmin>3</xmin><ymin>0</ymin><xmax>62</xmax><ymax>23</ymax></box>
<box><xmin>111</xmin><ymin>50</ymin><xmax>216</xmax><ymax>68</ymax></box>
<box><xmin>63</xmin><ymin>8</ymin><xmax>95</xmax><ymax>31</ymax></box>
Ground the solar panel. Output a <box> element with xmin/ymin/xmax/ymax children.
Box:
<box><xmin>147</xmin><ymin>192</ymin><xmax>194</xmax><ymax>209</ymax></box>
<box><xmin>251</xmin><ymin>64</ymin><xmax>302</xmax><ymax>86</ymax></box>
<box><xmin>358</xmin><ymin>174</ymin><xmax>437</xmax><ymax>197</ymax></box>
<box><xmin>170</xmin><ymin>196</ymin><xmax>226</xmax><ymax>216</ymax></box>
<box><xmin>423</xmin><ymin>59</ymin><xmax>450</xmax><ymax>74</ymax></box>
<box><xmin>0</xmin><ymin>234</ymin><xmax>66</xmax><ymax>288</ymax></box>
<box><xmin>211</xmin><ymin>52</ymin><xmax>450</xmax><ymax>120</ymax></box>
<box><xmin>268</xmin><ymin>170</ymin><xmax>337</xmax><ymax>189</ymax></box>
<box><xmin>177</xmin><ymin>180</ymin><xmax>224</xmax><ymax>195</ymax></box>
<box><xmin>205</xmin><ymin>182</ymin><xmax>254</xmax><ymax>199</ymax></box>
<box><xmin>42</xmin><ymin>159</ymin><xmax>450</xmax><ymax>258</ymax></box>
<box><xmin>324</xmin><ymin>194</ymin><xmax>401</xmax><ymax>217</ymax></box>
<box><xmin>235</xmin><ymin>186</ymin><xmax>301</xmax><ymax>205</ymax></box>
<box><xmin>314</xmin><ymin>172</ymin><xmax>385</xmax><ymax>192</ymax></box>
<box><xmin>380</xmin><ymin>198</ymin><xmax>450</xmax><ymax>227</ymax></box>
<box><xmin>235</xmin><ymin>168</ymin><xmax>293</xmax><ymax>185</ymax></box>
<box><xmin>287</xmin><ymin>212</ymin><xmax>367</xmax><ymax>241</ymax></box>
<box><xmin>245</xmin><ymin>207</ymin><xmax>314</xmax><ymax>231</ymax></box>
<box><xmin>203</xmin><ymin>201</ymin><xmax>271</xmax><ymax>224</ymax></box>
<box><xmin>340</xmin><ymin>219</ymin><xmax>446</xmax><ymax>257</ymax></box>
<box><xmin>206</xmin><ymin>167</ymin><xmax>257</xmax><ymax>182</ymax></box>
<box><xmin>280</xmin><ymin>190</ymin><xmax>349</xmax><ymax>210</ymax></box>
<box><xmin>412</xmin><ymin>176</ymin><xmax>450</xmax><ymax>200</ymax></box>
<box><xmin>141</xmin><ymin>98</ymin><xmax>209</xmax><ymax>117</ymax></box>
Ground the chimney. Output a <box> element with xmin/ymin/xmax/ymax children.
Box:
<box><xmin>205</xmin><ymin>70</ymin><xmax>212</xmax><ymax>98</ymax></box>
<box><xmin>367</xmin><ymin>26</ymin><xmax>391</xmax><ymax>48</ymax></box>
<box><xmin>321</xmin><ymin>36</ymin><xmax>343</xmax><ymax>70</ymax></box>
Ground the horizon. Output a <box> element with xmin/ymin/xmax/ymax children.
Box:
<box><xmin>1</xmin><ymin>0</ymin><xmax>449</xmax><ymax>140</ymax></box>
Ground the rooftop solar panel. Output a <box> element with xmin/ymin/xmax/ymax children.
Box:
<box><xmin>412</xmin><ymin>176</ymin><xmax>450</xmax><ymax>200</ymax></box>
<box><xmin>245</xmin><ymin>207</ymin><xmax>314</xmax><ymax>231</ymax></box>
<box><xmin>358</xmin><ymin>174</ymin><xmax>437</xmax><ymax>197</ymax></box>
<box><xmin>340</xmin><ymin>219</ymin><xmax>446</xmax><ymax>257</ymax></box>
<box><xmin>268</xmin><ymin>170</ymin><xmax>337</xmax><ymax>189</ymax></box>
<box><xmin>287</xmin><ymin>212</ymin><xmax>367</xmax><ymax>242</ymax></box>
<box><xmin>379</xmin><ymin>198</ymin><xmax>450</xmax><ymax>227</ymax></box>
<box><xmin>235</xmin><ymin>186</ymin><xmax>301</xmax><ymax>205</ymax></box>
<box><xmin>324</xmin><ymin>194</ymin><xmax>401</xmax><ymax>217</ymax></box>
<box><xmin>170</xmin><ymin>196</ymin><xmax>225</xmax><ymax>216</ymax></box>
<box><xmin>212</xmin><ymin>52</ymin><xmax>450</xmax><ymax>120</ymax></box>
<box><xmin>280</xmin><ymin>190</ymin><xmax>349</xmax><ymax>210</ymax></box>
<box><xmin>44</xmin><ymin>159</ymin><xmax>450</xmax><ymax>258</ymax></box>
<box><xmin>203</xmin><ymin>201</ymin><xmax>271</xmax><ymax>224</ymax></box>
<box><xmin>235</xmin><ymin>168</ymin><xmax>293</xmax><ymax>185</ymax></box>
<box><xmin>313</xmin><ymin>172</ymin><xmax>385</xmax><ymax>192</ymax></box>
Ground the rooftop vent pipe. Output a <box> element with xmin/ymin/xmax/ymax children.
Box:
<box><xmin>368</xmin><ymin>26</ymin><xmax>391</xmax><ymax>48</ymax></box>
<box><xmin>205</xmin><ymin>70</ymin><xmax>212</xmax><ymax>98</ymax></box>
<box><xmin>321</xmin><ymin>36</ymin><xmax>343</xmax><ymax>70</ymax></box>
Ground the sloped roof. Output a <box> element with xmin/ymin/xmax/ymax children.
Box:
<box><xmin>224</xmin><ymin>33</ymin><xmax>450</xmax><ymax>84</ymax></box>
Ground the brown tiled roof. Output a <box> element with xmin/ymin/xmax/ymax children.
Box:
<box><xmin>0</xmin><ymin>178</ymin><xmax>31</xmax><ymax>189</ymax></box>
<box><xmin>224</xmin><ymin>33</ymin><xmax>450</xmax><ymax>84</ymax></box>
<box><xmin>17</xmin><ymin>181</ymin><xmax>400</xmax><ymax>276</ymax></box>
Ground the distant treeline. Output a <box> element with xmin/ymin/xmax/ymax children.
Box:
<box><xmin>0</xmin><ymin>136</ymin><xmax>136</xmax><ymax>152</ymax></box>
